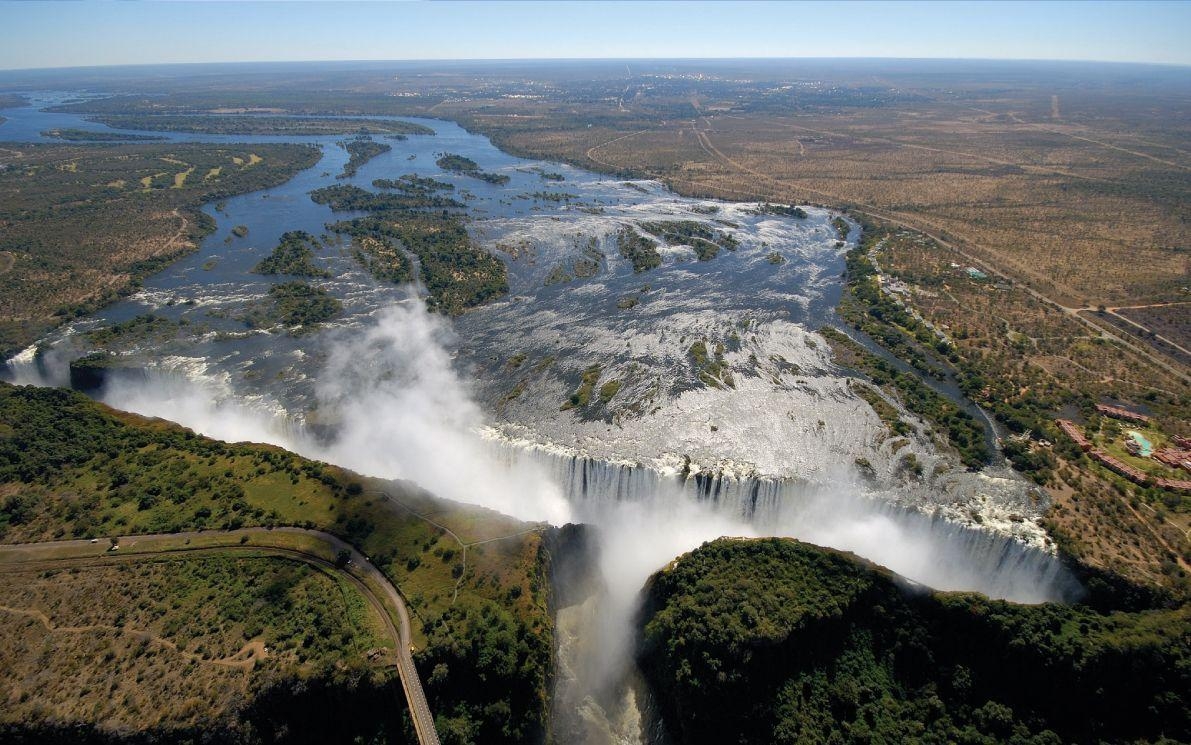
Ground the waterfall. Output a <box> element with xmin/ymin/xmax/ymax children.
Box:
<box><xmin>487</xmin><ymin>433</ymin><xmax>1082</xmax><ymax>605</ymax></box>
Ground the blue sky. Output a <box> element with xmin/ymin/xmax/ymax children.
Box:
<box><xmin>1</xmin><ymin>1</ymin><xmax>1188</xmax><ymax>70</ymax></box>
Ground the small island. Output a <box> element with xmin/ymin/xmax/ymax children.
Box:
<box><xmin>251</xmin><ymin>230</ymin><xmax>329</xmax><ymax>277</ymax></box>
<box><xmin>84</xmin><ymin>114</ymin><xmax>435</xmax><ymax>137</ymax></box>
<box><xmin>436</xmin><ymin>153</ymin><xmax>510</xmax><ymax>185</ymax></box>
<box><xmin>41</xmin><ymin>128</ymin><xmax>166</xmax><ymax>142</ymax></box>
<box><xmin>338</xmin><ymin>136</ymin><xmax>391</xmax><ymax>179</ymax></box>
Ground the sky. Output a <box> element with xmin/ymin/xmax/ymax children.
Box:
<box><xmin>0</xmin><ymin>0</ymin><xmax>1189</xmax><ymax>71</ymax></box>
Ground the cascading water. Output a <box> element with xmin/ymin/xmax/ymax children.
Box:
<box><xmin>484</xmin><ymin>431</ymin><xmax>1082</xmax><ymax>744</ymax></box>
<box><xmin>489</xmin><ymin>434</ymin><xmax>1081</xmax><ymax>602</ymax></box>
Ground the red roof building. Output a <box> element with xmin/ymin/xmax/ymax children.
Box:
<box><xmin>1095</xmin><ymin>403</ymin><xmax>1152</xmax><ymax>424</ymax></box>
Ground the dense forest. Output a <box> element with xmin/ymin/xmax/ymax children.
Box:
<box><xmin>638</xmin><ymin>538</ymin><xmax>1190</xmax><ymax>745</ymax></box>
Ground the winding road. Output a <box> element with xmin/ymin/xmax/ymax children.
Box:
<box><xmin>0</xmin><ymin>527</ymin><xmax>441</xmax><ymax>745</ymax></box>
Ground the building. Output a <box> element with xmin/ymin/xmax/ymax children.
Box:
<box><xmin>1155</xmin><ymin>478</ymin><xmax>1191</xmax><ymax>493</ymax></box>
<box><xmin>1056</xmin><ymin>419</ymin><xmax>1091</xmax><ymax>451</ymax></box>
<box><xmin>1095</xmin><ymin>403</ymin><xmax>1152</xmax><ymax>424</ymax></box>
<box><xmin>1089</xmin><ymin>449</ymin><xmax>1150</xmax><ymax>486</ymax></box>
<box><xmin>1153</xmin><ymin>448</ymin><xmax>1191</xmax><ymax>474</ymax></box>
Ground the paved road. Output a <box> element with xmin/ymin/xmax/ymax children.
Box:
<box><xmin>0</xmin><ymin>527</ymin><xmax>441</xmax><ymax>745</ymax></box>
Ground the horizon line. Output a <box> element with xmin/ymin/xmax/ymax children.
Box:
<box><xmin>3</xmin><ymin>54</ymin><xmax>1190</xmax><ymax>75</ymax></box>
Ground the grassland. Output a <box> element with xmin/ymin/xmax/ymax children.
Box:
<box><xmin>0</xmin><ymin>142</ymin><xmax>320</xmax><ymax>357</ymax></box>
<box><xmin>0</xmin><ymin>383</ymin><xmax>552</xmax><ymax>743</ymax></box>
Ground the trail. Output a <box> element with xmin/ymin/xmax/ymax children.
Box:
<box><xmin>585</xmin><ymin>129</ymin><xmax>652</xmax><ymax>171</ymax></box>
<box><xmin>160</xmin><ymin>207</ymin><xmax>190</xmax><ymax>254</ymax></box>
<box><xmin>0</xmin><ymin>527</ymin><xmax>441</xmax><ymax>745</ymax></box>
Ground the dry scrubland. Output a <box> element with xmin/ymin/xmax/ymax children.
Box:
<box><xmin>0</xmin><ymin>554</ymin><xmax>389</xmax><ymax>735</ymax></box>
<box><xmin>0</xmin><ymin>142</ymin><xmax>320</xmax><ymax>356</ymax></box>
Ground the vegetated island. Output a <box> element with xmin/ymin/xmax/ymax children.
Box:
<box><xmin>373</xmin><ymin>174</ymin><xmax>455</xmax><ymax>193</ymax></box>
<box><xmin>639</xmin><ymin>220</ymin><xmax>739</xmax><ymax>262</ymax></box>
<box><xmin>242</xmin><ymin>280</ymin><xmax>342</xmax><ymax>331</ymax></box>
<box><xmin>350</xmin><ymin>234</ymin><xmax>415</xmax><ymax>284</ymax></box>
<box><xmin>82</xmin><ymin>114</ymin><xmax>435</xmax><ymax>137</ymax></box>
<box><xmin>310</xmin><ymin>184</ymin><xmax>506</xmax><ymax>314</ymax></box>
<box><xmin>251</xmin><ymin>230</ymin><xmax>329</xmax><ymax>278</ymax></box>
<box><xmin>435</xmin><ymin>153</ymin><xmax>510</xmax><ymax>185</ymax></box>
<box><xmin>40</xmin><ymin>128</ymin><xmax>166</xmax><ymax>142</ymax></box>
<box><xmin>0</xmin><ymin>142</ymin><xmax>321</xmax><ymax>358</ymax></box>
<box><xmin>0</xmin><ymin>382</ymin><xmax>552</xmax><ymax>744</ymax></box>
<box><xmin>337</xmin><ymin>136</ymin><xmax>391</xmax><ymax>179</ymax></box>
<box><xmin>639</xmin><ymin>537</ymin><xmax>1189</xmax><ymax>745</ymax></box>
<box><xmin>616</xmin><ymin>227</ymin><xmax>662</xmax><ymax>272</ymax></box>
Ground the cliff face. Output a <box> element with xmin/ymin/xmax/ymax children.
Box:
<box><xmin>637</xmin><ymin>538</ymin><xmax>1190</xmax><ymax>745</ymax></box>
